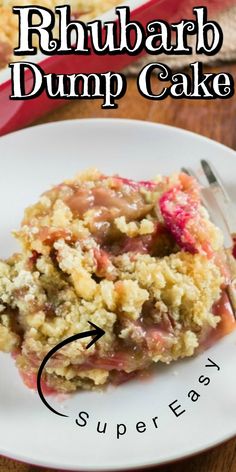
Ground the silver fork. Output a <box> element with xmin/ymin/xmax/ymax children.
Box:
<box><xmin>181</xmin><ymin>160</ymin><xmax>236</xmax><ymax>316</ymax></box>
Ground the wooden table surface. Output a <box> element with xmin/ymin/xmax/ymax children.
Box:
<box><xmin>1</xmin><ymin>62</ymin><xmax>236</xmax><ymax>472</ymax></box>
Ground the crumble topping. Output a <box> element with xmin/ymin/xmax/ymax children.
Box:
<box><xmin>0</xmin><ymin>169</ymin><xmax>235</xmax><ymax>392</ymax></box>
<box><xmin>0</xmin><ymin>0</ymin><xmax>123</xmax><ymax>70</ymax></box>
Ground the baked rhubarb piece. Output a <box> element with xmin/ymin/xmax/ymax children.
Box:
<box><xmin>0</xmin><ymin>169</ymin><xmax>235</xmax><ymax>393</ymax></box>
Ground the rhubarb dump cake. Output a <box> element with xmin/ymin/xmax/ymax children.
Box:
<box><xmin>0</xmin><ymin>169</ymin><xmax>235</xmax><ymax>393</ymax></box>
<box><xmin>0</xmin><ymin>0</ymin><xmax>122</xmax><ymax>69</ymax></box>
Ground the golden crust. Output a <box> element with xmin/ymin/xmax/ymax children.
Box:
<box><xmin>0</xmin><ymin>0</ymin><xmax>123</xmax><ymax>69</ymax></box>
<box><xmin>0</xmin><ymin>168</ymin><xmax>229</xmax><ymax>393</ymax></box>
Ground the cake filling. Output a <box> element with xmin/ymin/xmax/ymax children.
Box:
<box><xmin>0</xmin><ymin>169</ymin><xmax>235</xmax><ymax>393</ymax></box>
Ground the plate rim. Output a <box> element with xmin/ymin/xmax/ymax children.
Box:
<box><xmin>0</xmin><ymin>118</ymin><xmax>235</xmax><ymax>471</ymax></box>
<box><xmin>0</xmin><ymin>423</ymin><xmax>235</xmax><ymax>471</ymax></box>
<box><xmin>1</xmin><ymin>117</ymin><xmax>236</xmax><ymax>157</ymax></box>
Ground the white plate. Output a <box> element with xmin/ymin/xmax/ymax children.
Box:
<box><xmin>0</xmin><ymin>119</ymin><xmax>236</xmax><ymax>471</ymax></box>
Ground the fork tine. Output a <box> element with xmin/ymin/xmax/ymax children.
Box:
<box><xmin>201</xmin><ymin>160</ymin><xmax>236</xmax><ymax>237</ymax></box>
<box><xmin>181</xmin><ymin>167</ymin><xmax>191</xmax><ymax>176</ymax></box>
<box><xmin>181</xmin><ymin>165</ymin><xmax>236</xmax><ymax>319</ymax></box>
<box><xmin>181</xmin><ymin>167</ymin><xmax>200</xmax><ymax>180</ymax></box>
<box><xmin>201</xmin><ymin>160</ymin><xmax>230</xmax><ymax>202</ymax></box>
<box><xmin>181</xmin><ymin>166</ymin><xmax>233</xmax><ymax>248</ymax></box>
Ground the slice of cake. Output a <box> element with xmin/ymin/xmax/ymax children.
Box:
<box><xmin>0</xmin><ymin>169</ymin><xmax>235</xmax><ymax>393</ymax></box>
<box><xmin>0</xmin><ymin>0</ymin><xmax>122</xmax><ymax>69</ymax></box>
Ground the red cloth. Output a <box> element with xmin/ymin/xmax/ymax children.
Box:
<box><xmin>181</xmin><ymin>0</ymin><xmax>235</xmax><ymax>13</ymax></box>
<box><xmin>157</xmin><ymin>0</ymin><xmax>236</xmax><ymax>23</ymax></box>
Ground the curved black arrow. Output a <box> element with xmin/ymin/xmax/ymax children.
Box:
<box><xmin>37</xmin><ymin>322</ymin><xmax>105</xmax><ymax>418</ymax></box>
